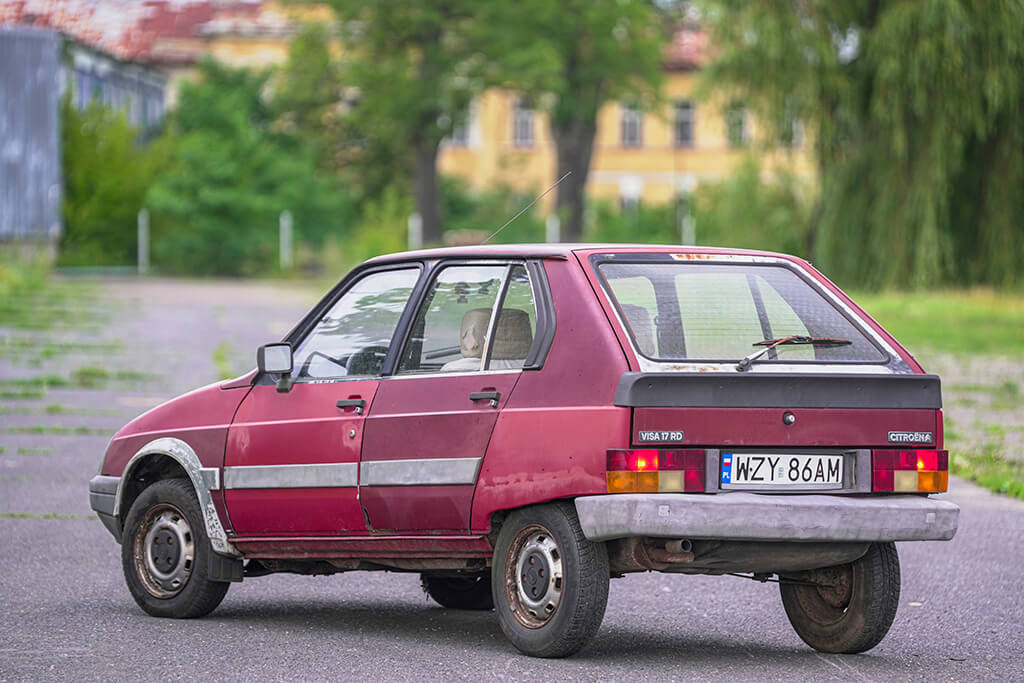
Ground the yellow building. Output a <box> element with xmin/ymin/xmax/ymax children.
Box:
<box><xmin>439</xmin><ymin>70</ymin><xmax>815</xmax><ymax>212</ymax></box>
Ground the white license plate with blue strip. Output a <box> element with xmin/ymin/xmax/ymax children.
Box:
<box><xmin>721</xmin><ymin>453</ymin><xmax>844</xmax><ymax>490</ymax></box>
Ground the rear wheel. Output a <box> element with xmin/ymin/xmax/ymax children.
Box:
<box><xmin>492</xmin><ymin>502</ymin><xmax>609</xmax><ymax>658</ymax></box>
<box><xmin>121</xmin><ymin>478</ymin><xmax>229</xmax><ymax>618</ymax></box>
<box><xmin>421</xmin><ymin>574</ymin><xmax>494</xmax><ymax>610</ymax></box>
<box><xmin>780</xmin><ymin>542</ymin><xmax>900</xmax><ymax>653</ymax></box>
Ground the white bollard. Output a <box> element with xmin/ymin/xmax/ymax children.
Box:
<box><xmin>545</xmin><ymin>214</ymin><xmax>560</xmax><ymax>243</ymax></box>
<box><xmin>137</xmin><ymin>208</ymin><xmax>149</xmax><ymax>275</ymax></box>
<box><xmin>279</xmin><ymin>210</ymin><xmax>294</xmax><ymax>271</ymax></box>
<box><xmin>408</xmin><ymin>212</ymin><xmax>423</xmax><ymax>250</ymax></box>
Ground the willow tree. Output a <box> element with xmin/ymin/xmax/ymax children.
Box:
<box><xmin>700</xmin><ymin>1</ymin><xmax>1024</xmax><ymax>289</ymax></box>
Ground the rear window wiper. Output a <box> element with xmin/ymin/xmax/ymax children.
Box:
<box><xmin>736</xmin><ymin>335</ymin><xmax>852</xmax><ymax>372</ymax></box>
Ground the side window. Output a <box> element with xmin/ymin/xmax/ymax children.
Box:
<box><xmin>398</xmin><ymin>264</ymin><xmax>537</xmax><ymax>374</ymax></box>
<box><xmin>292</xmin><ymin>268</ymin><xmax>419</xmax><ymax>380</ymax></box>
<box><xmin>490</xmin><ymin>265</ymin><xmax>536</xmax><ymax>370</ymax></box>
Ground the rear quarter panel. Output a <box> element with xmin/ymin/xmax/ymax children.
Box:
<box><xmin>470</xmin><ymin>258</ymin><xmax>631</xmax><ymax>533</ymax></box>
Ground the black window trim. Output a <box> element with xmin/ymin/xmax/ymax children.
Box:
<box><xmin>589</xmin><ymin>253</ymin><xmax>894</xmax><ymax>368</ymax></box>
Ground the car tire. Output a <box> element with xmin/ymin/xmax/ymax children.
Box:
<box><xmin>780</xmin><ymin>541</ymin><xmax>900</xmax><ymax>654</ymax></box>
<box><xmin>421</xmin><ymin>574</ymin><xmax>494</xmax><ymax>610</ymax></box>
<box><xmin>491</xmin><ymin>501</ymin><xmax>609</xmax><ymax>658</ymax></box>
<box><xmin>121</xmin><ymin>478</ymin><xmax>230</xmax><ymax>618</ymax></box>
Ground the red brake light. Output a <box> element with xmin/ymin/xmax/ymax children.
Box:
<box><xmin>872</xmin><ymin>449</ymin><xmax>948</xmax><ymax>493</ymax></box>
<box><xmin>606</xmin><ymin>449</ymin><xmax>705</xmax><ymax>493</ymax></box>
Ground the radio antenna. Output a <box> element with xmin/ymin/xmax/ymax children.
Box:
<box><xmin>483</xmin><ymin>171</ymin><xmax>571</xmax><ymax>244</ymax></box>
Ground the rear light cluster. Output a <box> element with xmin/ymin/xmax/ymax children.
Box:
<box><xmin>872</xmin><ymin>449</ymin><xmax>948</xmax><ymax>493</ymax></box>
<box><xmin>606</xmin><ymin>449</ymin><xmax>705</xmax><ymax>493</ymax></box>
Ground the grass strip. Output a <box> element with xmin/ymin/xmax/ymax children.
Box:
<box><xmin>951</xmin><ymin>448</ymin><xmax>1024</xmax><ymax>500</ymax></box>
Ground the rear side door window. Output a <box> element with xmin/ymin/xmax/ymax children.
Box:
<box><xmin>398</xmin><ymin>263</ymin><xmax>538</xmax><ymax>374</ymax></box>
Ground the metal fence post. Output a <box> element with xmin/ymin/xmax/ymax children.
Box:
<box><xmin>545</xmin><ymin>214</ymin><xmax>560</xmax><ymax>243</ymax></box>
<box><xmin>408</xmin><ymin>213</ymin><xmax>422</xmax><ymax>250</ymax></box>
<box><xmin>137</xmin><ymin>208</ymin><xmax>149</xmax><ymax>275</ymax></box>
<box><xmin>279</xmin><ymin>210</ymin><xmax>293</xmax><ymax>271</ymax></box>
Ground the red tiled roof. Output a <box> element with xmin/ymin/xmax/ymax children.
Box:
<box><xmin>663</xmin><ymin>24</ymin><xmax>708</xmax><ymax>71</ymax></box>
<box><xmin>0</xmin><ymin>0</ymin><xmax>271</xmax><ymax>63</ymax></box>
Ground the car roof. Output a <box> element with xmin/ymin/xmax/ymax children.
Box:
<box><xmin>364</xmin><ymin>243</ymin><xmax>802</xmax><ymax>265</ymax></box>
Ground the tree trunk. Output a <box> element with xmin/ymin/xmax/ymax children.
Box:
<box><xmin>550</xmin><ymin>116</ymin><xmax>597</xmax><ymax>242</ymax></box>
<box><xmin>413</xmin><ymin>137</ymin><xmax>442</xmax><ymax>245</ymax></box>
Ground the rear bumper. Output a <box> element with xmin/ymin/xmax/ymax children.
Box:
<box><xmin>574</xmin><ymin>492</ymin><xmax>959</xmax><ymax>543</ymax></box>
<box><xmin>88</xmin><ymin>475</ymin><xmax>121</xmax><ymax>541</ymax></box>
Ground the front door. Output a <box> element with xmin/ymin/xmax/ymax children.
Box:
<box><xmin>360</xmin><ymin>263</ymin><xmax>539</xmax><ymax>534</ymax></box>
<box><xmin>223</xmin><ymin>266</ymin><xmax>421</xmax><ymax>536</ymax></box>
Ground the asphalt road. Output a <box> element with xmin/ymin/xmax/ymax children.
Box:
<box><xmin>1</xmin><ymin>277</ymin><xmax>1021</xmax><ymax>682</ymax></box>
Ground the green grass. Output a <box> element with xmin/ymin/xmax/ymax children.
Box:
<box><xmin>16</xmin><ymin>447</ymin><xmax>54</xmax><ymax>456</ymax></box>
<box><xmin>853</xmin><ymin>288</ymin><xmax>1024</xmax><ymax>356</ymax></box>
<box><xmin>951</xmin><ymin>446</ymin><xmax>1024</xmax><ymax>500</ymax></box>
<box><xmin>3</xmin><ymin>425</ymin><xmax>111</xmax><ymax>436</ymax></box>
<box><xmin>0</xmin><ymin>512</ymin><xmax>98</xmax><ymax>520</ymax></box>
<box><xmin>213</xmin><ymin>341</ymin><xmax>233</xmax><ymax>380</ymax></box>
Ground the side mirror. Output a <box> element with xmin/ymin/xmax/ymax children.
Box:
<box><xmin>257</xmin><ymin>343</ymin><xmax>294</xmax><ymax>392</ymax></box>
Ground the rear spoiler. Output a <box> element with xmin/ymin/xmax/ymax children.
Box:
<box><xmin>614</xmin><ymin>373</ymin><xmax>942</xmax><ymax>410</ymax></box>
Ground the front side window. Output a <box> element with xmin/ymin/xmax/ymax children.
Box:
<box><xmin>399</xmin><ymin>264</ymin><xmax>536</xmax><ymax>374</ymax></box>
<box><xmin>292</xmin><ymin>268</ymin><xmax>420</xmax><ymax>380</ymax></box>
<box><xmin>599</xmin><ymin>262</ymin><xmax>886</xmax><ymax>363</ymax></box>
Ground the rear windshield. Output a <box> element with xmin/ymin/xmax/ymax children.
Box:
<box><xmin>598</xmin><ymin>262</ymin><xmax>887</xmax><ymax>363</ymax></box>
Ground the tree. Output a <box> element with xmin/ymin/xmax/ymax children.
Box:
<box><xmin>699</xmin><ymin>1</ymin><xmax>1024</xmax><ymax>289</ymax></box>
<box><xmin>273</xmin><ymin>22</ymin><xmax>412</xmax><ymax>204</ymax></box>
<box><xmin>60</xmin><ymin>98</ymin><xmax>167</xmax><ymax>266</ymax></box>
<box><xmin>147</xmin><ymin>59</ymin><xmax>353</xmax><ymax>275</ymax></box>
<box><xmin>324</xmin><ymin>1</ymin><xmax>488</xmax><ymax>244</ymax></box>
<box><xmin>492</xmin><ymin>1</ymin><xmax>668</xmax><ymax>241</ymax></box>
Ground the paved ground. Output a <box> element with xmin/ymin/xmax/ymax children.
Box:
<box><xmin>1</xmin><ymin>277</ymin><xmax>1022</xmax><ymax>682</ymax></box>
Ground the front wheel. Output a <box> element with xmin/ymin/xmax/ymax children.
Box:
<box><xmin>121</xmin><ymin>478</ymin><xmax>230</xmax><ymax>618</ymax></box>
<box><xmin>492</xmin><ymin>502</ymin><xmax>609</xmax><ymax>658</ymax></box>
<box><xmin>780</xmin><ymin>541</ymin><xmax>900</xmax><ymax>654</ymax></box>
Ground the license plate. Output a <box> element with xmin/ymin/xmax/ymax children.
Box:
<box><xmin>721</xmin><ymin>453</ymin><xmax>844</xmax><ymax>489</ymax></box>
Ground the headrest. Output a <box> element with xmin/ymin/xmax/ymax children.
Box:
<box><xmin>458</xmin><ymin>308</ymin><xmax>534</xmax><ymax>360</ymax></box>
<box><xmin>491</xmin><ymin>308</ymin><xmax>533</xmax><ymax>360</ymax></box>
<box><xmin>621</xmin><ymin>304</ymin><xmax>656</xmax><ymax>357</ymax></box>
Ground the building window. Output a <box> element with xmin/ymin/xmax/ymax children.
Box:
<box><xmin>674</xmin><ymin>100</ymin><xmax>695</xmax><ymax>148</ymax></box>
<box><xmin>726</xmin><ymin>104</ymin><xmax>747</xmax><ymax>148</ymax></box>
<box><xmin>512</xmin><ymin>96</ymin><xmax>534</xmax><ymax>148</ymax></box>
<box><xmin>621</xmin><ymin>103</ymin><xmax>643</xmax><ymax>148</ymax></box>
<box><xmin>781</xmin><ymin>113</ymin><xmax>803</xmax><ymax>148</ymax></box>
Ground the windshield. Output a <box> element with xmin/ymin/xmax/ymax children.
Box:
<box><xmin>598</xmin><ymin>262</ymin><xmax>887</xmax><ymax>363</ymax></box>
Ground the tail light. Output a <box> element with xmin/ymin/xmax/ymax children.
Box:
<box><xmin>872</xmin><ymin>449</ymin><xmax>948</xmax><ymax>493</ymax></box>
<box><xmin>606</xmin><ymin>449</ymin><xmax>705</xmax><ymax>493</ymax></box>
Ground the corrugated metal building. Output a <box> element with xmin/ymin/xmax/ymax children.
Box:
<box><xmin>0</xmin><ymin>26</ymin><xmax>62</xmax><ymax>242</ymax></box>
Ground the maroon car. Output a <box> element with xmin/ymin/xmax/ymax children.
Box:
<box><xmin>89</xmin><ymin>245</ymin><xmax>958</xmax><ymax>657</ymax></box>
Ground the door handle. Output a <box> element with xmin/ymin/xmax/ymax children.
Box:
<box><xmin>469</xmin><ymin>390</ymin><xmax>501</xmax><ymax>408</ymax></box>
<box><xmin>336</xmin><ymin>398</ymin><xmax>366</xmax><ymax>415</ymax></box>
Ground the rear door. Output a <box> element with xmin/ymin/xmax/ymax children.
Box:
<box><xmin>223</xmin><ymin>266</ymin><xmax>421</xmax><ymax>536</ymax></box>
<box><xmin>360</xmin><ymin>263</ymin><xmax>539</xmax><ymax>534</ymax></box>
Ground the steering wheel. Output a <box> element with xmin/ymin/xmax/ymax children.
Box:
<box><xmin>346</xmin><ymin>345</ymin><xmax>390</xmax><ymax>376</ymax></box>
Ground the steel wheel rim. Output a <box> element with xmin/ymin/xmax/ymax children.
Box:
<box><xmin>505</xmin><ymin>524</ymin><xmax>563</xmax><ymax>628</ymax></box>
<box><xmin>133</xmin><ymin>504</ymin><xmax>195</xmax><ymax>598</ymax></box>
<box><xmin>792</xmin><ymin>564</ymin><xmax>855</xmax><ymax>626</ymax></box>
